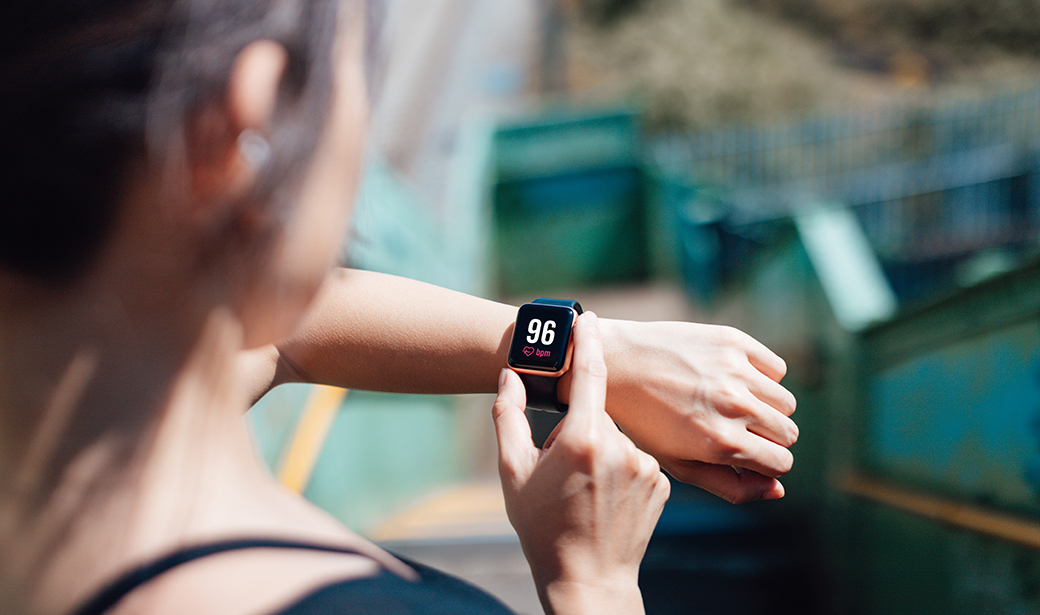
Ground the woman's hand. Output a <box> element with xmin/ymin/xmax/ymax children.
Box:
<box><xmin>584</xmin><ymin>319</ymin><xmax>799</xmax><ymax>504</ymax></box>
<box><xmin>240</xmin><ymin>268</ymin><xmax>797</xmax><ymax>504</ymax></box>
<box><xmin>494</xmin><ymin>313</ymin><xmax>670</xmax><ymax>615</ymax></box>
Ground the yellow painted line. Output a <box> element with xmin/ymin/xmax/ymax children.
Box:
<box><xmin>843</xmin><ymin>473</ymin><xmax>1040</xmax><ymax>550</ymax></box>
<box><xmin>369</xmin><ymin>481</ymin><xmax>515</xmax><ymax>542</ymax></box>
<box><xmin>277</xmin><ymin>385</ymin><xmax>347</xmax><ymax>494</ymax></box>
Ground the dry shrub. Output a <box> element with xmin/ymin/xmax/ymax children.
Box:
<box><xmin>737</xmin><ymin>0</ymin><xmax>1040</xmax><ymax>53</ymax></box>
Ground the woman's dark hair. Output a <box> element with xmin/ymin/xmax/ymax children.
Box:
<box><xmin>0</xmin><ymin>0</ymin><xmax>341</xmax><ymax>281</ymax></box>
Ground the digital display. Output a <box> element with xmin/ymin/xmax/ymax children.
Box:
<box><xmin>508</xmin><ymin>303</ymin><xmax>577</xmax><ymax>373</ymax></box>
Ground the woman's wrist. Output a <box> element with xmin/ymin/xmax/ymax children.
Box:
<box><xmin>529</xmin><ymin>554</ymin><xmax>644</xmax><ymax>615</ymax></box>
<box><xmin>239</xmin><ymin>343</ymin><xmax>284</xmax><ymax>405</ymax></box>
<box><xmin>539</xmin><ymin>576</ymin><xmax>645</xmax><ymax>615</ymax></box>
<box><xmin>556</xmin><ymin>317</ymin><xmax>630</xmax><ymax>415</ymax></box>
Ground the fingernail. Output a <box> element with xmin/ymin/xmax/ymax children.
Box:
<box><xmin>584</xmin><ymin>311</ymin><xmax>598</xmax><ymax>326</ymax></box>
<box><xmin>498</xmin><ymin>368</ymin><xmax>509</xmax><ymax>388</ymax></box>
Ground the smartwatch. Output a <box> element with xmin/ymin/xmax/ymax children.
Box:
<box><xmin>507</xmin><ymin>298</ymin><xmax>583</xmax><ymax>447</ymax></box>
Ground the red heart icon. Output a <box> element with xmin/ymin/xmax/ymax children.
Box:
<box><xmin>523</xmin><ymin>346</ymin><xmax>535</xmax><ymax>357</ymax></box>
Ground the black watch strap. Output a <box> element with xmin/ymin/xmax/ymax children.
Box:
<box><xmin>518</xmin><ymin>369</ymin><xmax>566</xmax><ymax>413</ymax></box>
<box><xmin>520</xmin><ymin>372</ymin><xmax>565</xmax><ymax>448</ymax></box>
<box><xmin>522</xmin><ymin>298</ymin><xmax>582</xmax><ymax>447</ymax></box>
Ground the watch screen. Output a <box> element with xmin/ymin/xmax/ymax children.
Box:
<box><xmin>508</xmin><ymin>303</ymin><xmax>577</xmax><ymax>372</ymax></box>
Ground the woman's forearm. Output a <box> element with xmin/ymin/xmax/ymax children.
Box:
<box><xmin>273</xmin><ymin>268</ymin><xmax>517</xmax><ymax>394</ymax></box>
<box><xmin>253</xmin><ymin>268</ymin><xmax>798</xmax><ymax>504</ymax></box>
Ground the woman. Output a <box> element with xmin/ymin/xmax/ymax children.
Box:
<box><xmin>241</xmin><ymin>267</ymin><xmax>800</xmax><ymax>504</ymax></box>
<box><xmin>229</xmin><ymin>9</ymin><xmax>796</xmax><ymax>509</ymax></box>
<box><xmin>0</xmin><ymin>0</ymin><xmax>671</xmax><ymax>613</ymax></box>
<box><xmin>0</xmin><ymin>0</ymin><xmax>795</xmax><ymax>612</ymax></box>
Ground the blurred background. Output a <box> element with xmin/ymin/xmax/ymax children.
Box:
<box><xmin>248</xmin><ymin>0</ymin><xmax>1040</xmax><ymax>613</ymax></box>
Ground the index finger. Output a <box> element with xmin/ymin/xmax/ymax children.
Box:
<box><xmin>559</xmin><ymin>312</ymin><xmax>609</xmax><ymax>434</ymax></box>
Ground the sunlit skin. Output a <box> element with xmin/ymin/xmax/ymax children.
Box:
<box><xmin>0</xmin><ymin>1</ymin><xmax>798</xmax><ymax>613</ymax></box>
<box><xmin>0</xmin><ymin>3</ymin><xmax>777</xmax><ymax>615</ymax></box>
<box><xmin>0</xmin><ymin>10</ymin><xmax>411</xmax><ymax>615</ymax></box>
<box><xmin>242</xmin><ymin>268</ymin><xmax>797</xmax><ymax>503</ymax></box>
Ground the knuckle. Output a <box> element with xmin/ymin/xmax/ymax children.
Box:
<box><xmin>491</xmin><ymin>397</ymin><xmax>512</xmax><ymax>422</ymax></box>
<box><xmin>713</xmin><ymin>384</ymin><xmax>744</xmax><ymax>413</ymax></box>
<box><xmin>728</xmin><ymin>490</ymin><xmax>758</xmax><ymax>506</ymax></box>
<box><xmin>619</xmin><ymin>453</ymin><xmax>641</xmax><ymax>479</ymax></box>
<box><xmin>657</xmin><ymin>473</ymin><xmax>672</xmax><ymax>498</ymax></box>
<box><xmin>573</xmin><ymin>355</ymin><xmax>608</xmax><ymax>380</ymax></box>
<box><xmin>651</xmin><ymin>475</ymin><xmax>671</xmax><ymax>509</ymax></box>
<box><xmin>580</xmin><ymin>314</ymin><xmax>603</xmax><ymax>339</ymax></box>
<box><xmin>559</xmin><ymin>431</ymin><xmax>601</xmax><ymax>467</ymax></box>
<box><xmin>705</xmin><ymin>430</ymin><xmax>742</xmax><ymax>460</ymax></box>
<box><xmin>715</xmin><ymin>324</ymin><xmax>743</xmax><ymax>345</ymax></box>
<box><xmin>638</xmin><ymin>452</ymin><xmax>662</xmax><ymax>479</ymax></box>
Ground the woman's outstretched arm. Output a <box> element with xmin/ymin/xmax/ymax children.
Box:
<box><xmin>244</xmin><ymin>267</ymin><xmax>516</xmax><ymax>396</ymax></box>
<box><xmin>242</xmin><ymin>267</ymin><xmax>797</xmax><ymax>503</ymax></box>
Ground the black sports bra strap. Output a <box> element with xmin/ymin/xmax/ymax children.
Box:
<box><xmin>70</xmin><ymin>538</ymin><xmax>369</xmax><ymax>615</ymax></box>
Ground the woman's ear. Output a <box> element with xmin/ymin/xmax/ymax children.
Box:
<box><xmin>188</xmin><ymin>40</ymin><xmax>288</xmax><ymax>204</ymax></box>
<box><xmin>227</xmin><ymin>40</ymin><xmax>288</xmax><ymax>136</ymax></box>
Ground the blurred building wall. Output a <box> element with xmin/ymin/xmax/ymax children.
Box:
<box><xmin>248</xmin><ymin>0</ymin><xmax>547</xmax><ymax>532</ymax></box>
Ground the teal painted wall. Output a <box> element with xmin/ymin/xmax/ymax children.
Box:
<box><xmin>247</xmin><ymin>119</ymin><xmax>498</xmax><ymax>533</ymax></box>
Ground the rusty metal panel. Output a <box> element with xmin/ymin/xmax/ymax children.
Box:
<box><xmin>864</xmin><ymin>320</ymin><xmax>1040</xmax><ymax>515</ymax></box>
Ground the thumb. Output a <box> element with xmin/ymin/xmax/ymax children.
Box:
<box><xmin>558</xmin><ymin>311</ymin><xmax>609</xmax><ymax>435</ymax></box>
<box><xmin>492</xmin><ymin>368</ymin><xmax>537</xmax><ymax>481</ymax></box>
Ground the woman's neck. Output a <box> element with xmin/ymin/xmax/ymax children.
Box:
<box><xmin>0</xmin><ymin>286</ymin><xmax>295</xmax><ymax>614</ymax></box>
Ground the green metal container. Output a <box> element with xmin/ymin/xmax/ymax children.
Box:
<box><xmin>492</xmin><ymin>109</ymin><xmax>647</xmax><ymax>295</ymax></box>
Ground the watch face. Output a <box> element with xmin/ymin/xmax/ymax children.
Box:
<box><xmin>508</xmin><ymin>303</ymin><xmax>577</xmax><ymax>373</ymax></box>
